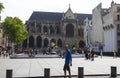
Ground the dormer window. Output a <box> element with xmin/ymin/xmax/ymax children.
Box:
<box><xmin>63</xmin><ymin>4</ymin><xmax>76</xmax><ymax>20</ymax></box>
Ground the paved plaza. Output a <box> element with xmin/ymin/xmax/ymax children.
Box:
<box><xmin>0</xmin><ymin>56</ymin><xmax>120</xmax><ymax>78</ymax></box>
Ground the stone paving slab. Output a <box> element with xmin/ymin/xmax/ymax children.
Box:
<box><xmin>0</xmin><ymin>56</ymin><xmax>120</xmax><ymax>78</ymax></box>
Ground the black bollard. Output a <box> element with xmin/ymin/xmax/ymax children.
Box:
<box><xmin>44</xmin><ymin>68</ymin><xmax>50</xmax><ymax>78</ymax></box>
<box><xmin>78</xmin><ymin>67</ymin><xmax>84</xmax><ymax>78</ymax></box>
<box><xmin>6</xmin><ymin>69</ymin><xmax>12</xmax><ymax>78</ymax></box>
<box><xmin>111</xmin><ymin>66</ymin><xmax>117</xmax><ymax>77</ymax></box>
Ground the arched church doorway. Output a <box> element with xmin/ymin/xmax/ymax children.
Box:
<box><xmin>22</xmin><ymin>39</ymin><xmax>27</xmax><ymax>48</ymax></box>
<box><xmin>43</xmin><ymin>38</ymin><xmax>49</xmax><ymax>48</ymax></box>
<box><xmin>29</xmin><ymin>36</ymin><xmax>34</xmax><ymax>48</ymax></box>
<box><xmin>36</xmin><ymin>36</ymin><xmax>42</xmax><ymax>48</ymax></box>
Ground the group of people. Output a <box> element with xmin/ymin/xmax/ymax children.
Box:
<box><xmin>84</xmin><ymin>48</ymin><xmax>94</xmax><ymax>61</ymax></box>
<box><xmin>28</xmin><ymin>48</ymin><xmax>39</xmax><ymax>58</ymax></box>
<box><xmin>0</xmin><ymin>48</ymin><xmax>13</xmax><ymax>58</ymax></box>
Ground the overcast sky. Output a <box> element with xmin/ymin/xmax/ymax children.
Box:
<box><xmin>0</xmin><ymin>0</ymin><xmax>120</xmax><ymax>23</ymax></box>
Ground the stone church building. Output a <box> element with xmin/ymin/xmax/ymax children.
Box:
<box><xmin>22</xmin><ymin>6</ymin><xmax>92</xmax><ymax>50</ymax></box>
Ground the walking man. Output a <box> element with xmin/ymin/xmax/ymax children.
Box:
<box><xmin>63</xmin><ymin>44</ymin><xmax>72</xmax><ymax>78</ymax></box>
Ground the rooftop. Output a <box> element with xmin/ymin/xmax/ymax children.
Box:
<box><xmin>28</xmin><ymin>11</ymin><xmax>92</xmax><ymax>24</ymax></box>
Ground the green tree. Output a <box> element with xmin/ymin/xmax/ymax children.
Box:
<box><xmin>2</xmin><ymin>17</ymin><xmax>28</xmax><ymax>45</ymax></box>
<box><xmin>0</xmin><ymin>2</ymin><xmax>4</xmax><ymax>13</ymax></box>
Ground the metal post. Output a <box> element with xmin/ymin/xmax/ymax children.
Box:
<box><xmin>6</xmin><ymin>69</ymin><xmax>12</xmax><ymax>78</ymax></box>
<box><xmin>78</xmin><ymin>67</ymin><xmax>84</xmax><ymax>78</ymax></box>
<box><xmin>44</xmin><ymin>68</ymin><xmax>50</xmax><ymax>78</ymax></box>
<box><xmin>111</xmin><ymin>66</ymin><xmax>117</xmax><ymax>77</ymax></box>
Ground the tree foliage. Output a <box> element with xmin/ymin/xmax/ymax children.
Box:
<box><xmin>0</xmin><ymin>2</ymin><xmax>4</xmax><ymax>13</ymax></box>
<box><xmin>2</xmin><ymin>17</ymin><xmax>28</xmax><ymax>44</ymax></box>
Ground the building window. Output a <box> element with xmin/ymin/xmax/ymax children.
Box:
<box><xmin>50</xmin><ymin>25</ymin><xmax>55</xmax><ymax>35</ymax></box>
<box><xmin>117</xmin><ymin>24</ymin><xmax>120</xmax><ymax>30</ymax></box>
<box><xmin>43</xmin><ymin>26</ymin><xmax>48</xmax><ymax>34</ymax></box>
<box><xmin>66</xmin><ymin>23</ymin><xmax>74</xmax><ymax>38</ymax></box>
<box><xmin>117</xmin><ymin>15</ymin><xmax>120</xmax><ymax>21</ymax></box>
<box><xmin>30</xmin><ymin>23</ymin><xmax>35</xmax><ymax>33</ymax></box>
<box><xmin>117</xmin><ymin>40</ymin><xmax>120</xmax><ymax>46</ymax></box>
<box><xmin>56</xmin><ymin>26</ymin><xmax>60</xmax><ymax>35</ymax></box>
<box><xmin>36</xmin><ymin>23</ymin><xmax>41</xmax><ymax>33</ymax></box>
<box><xmin>117</xmin><ymin>7</ymin><xmax>120</xmax><ymax>12</ymax></box>
<box><xmin>117</xmin><ymin>32</ymin><xmax>120</xmax><ymax>36</ymax></box>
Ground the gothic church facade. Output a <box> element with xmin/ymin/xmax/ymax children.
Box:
<box><xmin>22</xmin><ymin>7</ymin><xmax>92</xmax><ymax>50</ymax></box>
